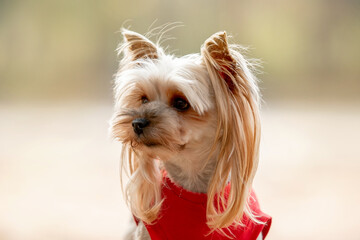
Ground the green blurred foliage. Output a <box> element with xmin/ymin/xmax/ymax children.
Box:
<box><xmin>0</xmin><ymin>0</ymin><xmax>359</xmax><ymax>102</ymax></box>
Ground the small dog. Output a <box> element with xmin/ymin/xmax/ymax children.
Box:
<box><xmin>110</xmin><ymin>28</ymin><xmax>271</xmax><ymax>240</ymax></box>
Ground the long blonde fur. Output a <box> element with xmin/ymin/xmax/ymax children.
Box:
<box><xmin>201</xmin><ymin>32</ymin><xmax>261</xmax><ymax>230</ymax></box>
<box><xmin>111</xmin><ymin>29</ymin><xmax>262</xmax><ymax>233</ymax></box>
<box><xmin>121</xmin><ymin>147</ymin><xmax>163</xmax><ymax>223</ymax></box>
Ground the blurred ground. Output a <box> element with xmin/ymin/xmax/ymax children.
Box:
<box><xmin>0</xmin><ymin>102</ymin><xmax>359</xmax><ymax>240</ymax></box>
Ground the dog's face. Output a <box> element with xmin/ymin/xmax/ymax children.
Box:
<box><xmin>111</xmin><ymin>31</ymin><xmax>218</xmax><ymax>162</ymax></box>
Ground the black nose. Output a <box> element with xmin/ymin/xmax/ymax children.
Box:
<box><xmin>132</xmin><ymin>118</ymin><xmax>150</xmax><ymax>135</ymax></box>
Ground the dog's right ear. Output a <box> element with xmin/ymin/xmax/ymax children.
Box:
<box><xmin>120</xmin><ymin>29</ymin><xmax>158</xmax><ymax>62</ymax></box>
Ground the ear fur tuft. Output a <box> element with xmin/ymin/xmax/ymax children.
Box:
<box><xmin>202</xmin><ymin>31</ymin><xmax>239</xmax><ymax>92</ymax></box>
<box><xmin>121</xmin><ymin>29</ymin><xmax>158</xmax><ymax>61</ymax></box>
<box><xmin>204</xmin><ymin>31</ymin><xmax>235</xmax><ymax>66</ymax></box>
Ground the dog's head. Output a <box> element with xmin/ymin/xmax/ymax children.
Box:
<box><xmin>111</xmin><ymin>29</ymin><xmax>217</xmax><ymax>162</ymax></box>
<box><xmin>110</xmin><ymin>29</ymin><xmax>261</xmax><ymax>230</ymax></box>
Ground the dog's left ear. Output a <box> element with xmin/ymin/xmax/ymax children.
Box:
<box><xmin>201</xmin><ymin>32</ymin><xmax>237</xmax><ymax>91</ymax></box>
<box><xmin>201</xmin><ymin>31</ymin><xmax>258</xmax><ymax>98</ymax></box>
<box><xmin>120</xmin><ymin>29</ymin><xmax>159</xmax><ymax>62</ymax></box>
<box><xmin>201</xmin><ymin>32</ymin><xmax>261</xmax><ymax>229</ymax></box>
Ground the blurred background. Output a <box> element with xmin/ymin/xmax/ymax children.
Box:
<box><xmin>0</xmin><ymin>0</ymin><xmax>359</xmax><ymax>239</ymax></box>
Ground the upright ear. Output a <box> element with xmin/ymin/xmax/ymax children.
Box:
<box><xmin>201</xmin><ymin>31</ymin><xmax>237</xmax><ymax>92</ymax></box>
<box><xmin>201</xmin><ymin>31</ymin><xmax>259</xmax><ymax>101</ymax></box>
<box><xmin>121</xmin><ymin>29</ymin><xmax>159</xmax><ymax>62</ymax></box>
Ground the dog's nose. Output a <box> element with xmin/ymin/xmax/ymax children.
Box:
<box><xmin>132</xmin><ymin>118</ymin><xmax>150</xmax><ymax>135</ymax></box>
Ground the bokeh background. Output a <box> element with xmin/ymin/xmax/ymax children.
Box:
<box><xmin>1</xmin><ymin>0</ymin><xmax>359</xmax><ymax>239</ymax></box>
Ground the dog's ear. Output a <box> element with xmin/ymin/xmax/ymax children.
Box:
<box><xmin>201</xmin><ymin>31</ymin><xmax>237</xmax><ymax>92</ymax></box>
<box><xmin>201</xmin><ymin>32</ymin><xmax>261</xmax><ymax>229</ymax></box>
<box><xmin>121</xmin><ymin>29</ymin><xmax>158</xmax><ymax>61</ymax></box>
<box><xmin>201</xmin><ymin>31</ymin><xmax>259</xmax><ymax>99</ymax></box>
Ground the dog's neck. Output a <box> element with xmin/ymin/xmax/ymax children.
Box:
<box><xmin>163</xmin><ymin>147</ymin><xmax>218</xmax><ymax>193</ymax></box>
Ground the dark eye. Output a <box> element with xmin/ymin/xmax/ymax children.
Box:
<box><xmin>173</xmin><ymin>98</ymin><xmax>189</xmax><ymax>111</ymax></box>
<box><xmin>141</xmin><ymin>96</ymin><xmax>149</xmax><ymax>104</ymax></box>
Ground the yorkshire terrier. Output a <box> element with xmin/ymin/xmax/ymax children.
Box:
<box><xmin>110</xmin><ymin>29</ymin><xmax>271</xmax><ymax>240</ymax></box>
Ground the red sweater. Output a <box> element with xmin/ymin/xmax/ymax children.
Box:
<box><xmin>135</xmin><ymin>176</ymin><xmax>271</xmax><ymax>240</ymax></box>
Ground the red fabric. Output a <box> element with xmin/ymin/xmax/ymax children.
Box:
<box><xmin>135</xmin><ymin>175</ymin><xmax>271</xmax><ymax>240</ymax></box>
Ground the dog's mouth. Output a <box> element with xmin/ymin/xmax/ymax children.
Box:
<box><xmin>135</xmin><ymin>136</ymin><xmax>161</xmax><ymax>148</ymax></box>
<box><xmin>135</xmin><ymin>138</ymin><xmax>186</xmax><ymax>151</ymax></box>
<box><xmin>131</xmin><ymin>138</ymin><xmax>163</xmax><ymax>148</ymax></box>
<box><xmin>144</xmin><ymin>142</ymin><xmax>186</xmax><ymax>149</ymax></box>
<box><xmin>130</xmin><ymin>129</ymin><xmax>187</xmax><ymax>151</ymax></box>
<box><xmin>144</xmin><ymin>142</ymin><xmax>160</xmax><ymax>147</ymax></box>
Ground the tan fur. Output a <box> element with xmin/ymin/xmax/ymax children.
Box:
<box><xmin>110</xmin><ymin>29</ymin><xmax>263</xmax><ymax>236</ymax></box>
<box><xmin>202</xmin><ymin>32</ymin><xmax>261</xmax><ymax>231</ymax></box>
<box><xmin>122</xmin><ymin>30</ymin><xmax>159</xmax><ymax>61</ymax></box>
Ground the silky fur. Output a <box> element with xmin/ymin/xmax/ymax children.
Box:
<box><xmin>110</xmin><ymin>29</ymin><xmax>262</xmax><ymax>238</ymax></box>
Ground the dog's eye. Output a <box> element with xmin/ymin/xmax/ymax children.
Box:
<box><xmin>173</xmin><ymin>98</ymin><xmax>189</xmax><ymax>111</ymax></box>
<box><xmin>141</xmin><ymin>96</ymin><xmax>149</xmax><ymax>104</ymax></box>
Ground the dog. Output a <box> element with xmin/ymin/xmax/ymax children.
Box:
<box><xmin>110</xmin><ymin>28</ymin><xmax>271</xmax><ymax>240</ymax></box>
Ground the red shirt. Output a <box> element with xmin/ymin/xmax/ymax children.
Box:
<box><xmin>135</xmin><ymin>176</ymin><xmax>271</xmax><ymax>240</ymax></box>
